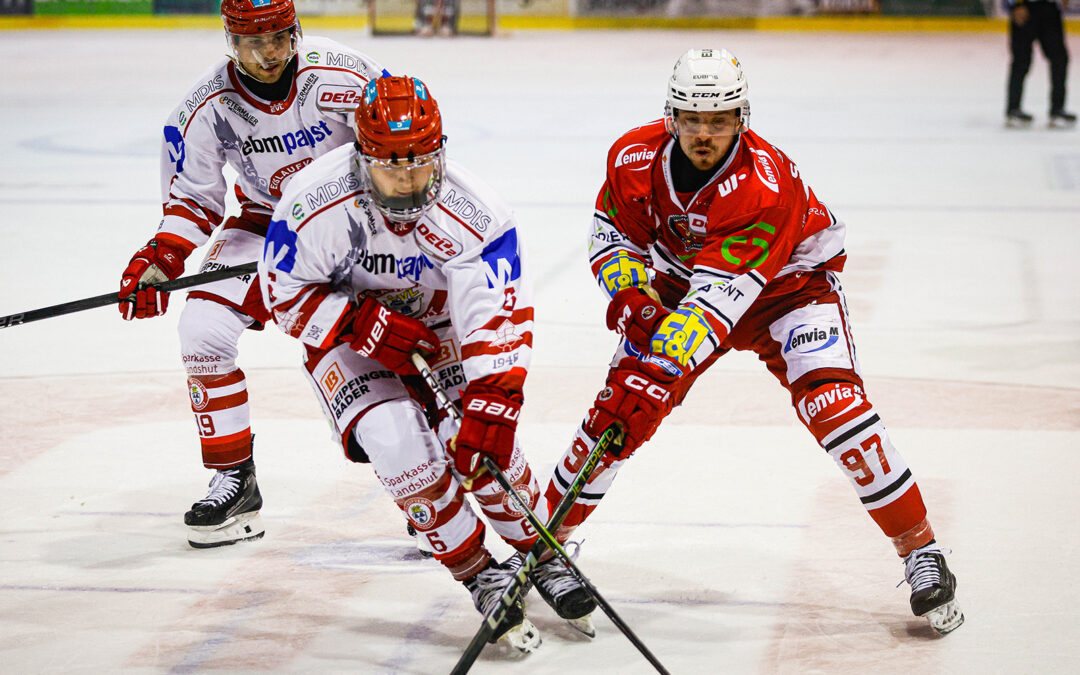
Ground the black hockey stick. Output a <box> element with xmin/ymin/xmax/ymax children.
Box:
<box><xmin>406</xmin><ymin>354</ymin><xmax>663</xmax><ymax>673</ymax></box>
<box><xmin>0</xmin><ymin>262</ymin><xmax>258</xmax><ymax>329</ymax></box>
<box><xmin>479</xmin><ymin>453</ymin><xmax>671</xmax><ymax>674</ymax></box>
<box><xmin>449</xmin><ymin>425</ymin><xmax>622</xmax><ymax>675</ymax></box>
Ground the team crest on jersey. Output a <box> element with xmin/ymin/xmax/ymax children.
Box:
<box><xmin>489</xmin><ymin>319</ymin><xmax>522</xmax><ymax>352</ymax></box>
<box><xmin>382</xmin><ymin>287</ymin><xmax>424</xmax><ymax>317</ymax></box>
<box><xmin>188</xmin><ymin>378</ymin><xmax>209</xmax><ymax>411</ymax></box>
<box><xmin>667</xmin><ymin>214</ymin><xmax>705</xmax><ymax>252</ymax></box>
<box><xmin>502</xmin><ymin>484</ymin><xmax>536</xmax><ymax>518</ymax></box>
<box><xmin>404</xmin><ymin>497</ymin><xmax>437</xmax><ymax>531</ymax></box>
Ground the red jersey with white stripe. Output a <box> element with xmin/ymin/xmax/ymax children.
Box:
<box><xmin>158</xmin><ymin>37</ymin><xmax>383</xmax><ymax>250</ymax></box>
<box><xmin>589</xmin><ymin>120</ymin><xmax>847</xmax><ymax>370</ymax></box>
<box><xmin>260</xmin><ymin>144</ymin><xmax>533</xmax><ymax>395</ymax></box>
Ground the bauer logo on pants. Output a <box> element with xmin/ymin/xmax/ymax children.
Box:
<box><xmin>404</xmin><ymin>497</ymin><xmax>437</xmax><ymax>531</ymax></box>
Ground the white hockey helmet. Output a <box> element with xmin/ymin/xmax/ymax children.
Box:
<box><xmin>665</xmin><ymin>48</ymin><xmax>749</xmax><ymax>134</ymax></box>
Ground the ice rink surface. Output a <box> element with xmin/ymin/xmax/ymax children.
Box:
<box><xmin>1</xmin><ymin>26</ymin><xmax>1079</xmax><ymax>674</ymax></box>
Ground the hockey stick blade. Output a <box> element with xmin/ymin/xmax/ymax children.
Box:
<box><xmin>0</xmin><ymin>262</ymin><xmax>258</xmax><ymax>329</ymax></box>
<box><xmin>481</xmin><ymin>454</ymin><xmax>670</xmax><ymax>674</ymax></box>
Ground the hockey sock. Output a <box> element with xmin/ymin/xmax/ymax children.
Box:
<box><xmin>796</xmin><ymin>380</ymin><xmax>929</xmax><ymax>547</ymax></box>
<box><xmin>188</xmin><ymin>369</ymin><xmax>253</xmax><ymax>469</ymax></box>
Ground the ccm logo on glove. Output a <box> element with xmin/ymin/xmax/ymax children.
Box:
<box><xmin>623</xmin><ymin>373</ymin><xmax>671</xmax><ymax>402</ymax></box>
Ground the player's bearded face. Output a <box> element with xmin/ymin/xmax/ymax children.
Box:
<box><xmin>674</xmin><ymin>109</ymin><xmax>740</xmax><ymax>171</ymax></box>
<box><xmin>231</xmin><ymin>28</ymin><xmax>297</xmax><ymax>83</ymax></box>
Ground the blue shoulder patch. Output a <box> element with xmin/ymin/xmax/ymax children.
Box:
<box><xmin>264</xmin><ymin>218</ymin><xmax>298</xmax><ymax>274</ymax></box>
<box><xmin>480</xmin><ymin>228</ymin><xmax>521</xmax><ymax>289</ymax></box>
<box><xmin>163</xmin><ymin>125</ymin><xmax>185</xmax><ymax>174</ymax></box>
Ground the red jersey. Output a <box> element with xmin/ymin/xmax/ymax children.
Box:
<box><xmin>589</xmin><ymin>120</ymin><xmax>847</xmax><ymax>371</ymax></box>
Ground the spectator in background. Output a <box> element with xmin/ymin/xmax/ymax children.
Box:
<box><xmin>1006</xmin><ymin>0</ymin><xmax>1076</xmax><ymax>127</ymax></box>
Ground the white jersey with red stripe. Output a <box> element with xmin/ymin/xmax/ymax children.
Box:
<box><xmin>260</xmin><ymin>143</ymin><xmax>533</xmax><ymax>394</ymax></box>
<box><xmin>159</xmin><ymin>36</ymin><xmax>383</xmax><ymax>250</ymax></box>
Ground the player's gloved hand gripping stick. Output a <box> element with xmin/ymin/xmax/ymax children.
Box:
<box><xmin>0</xmin><ymin>262</ymin><xmax>259</xmax><ymax>329</ymax></box>
<box><xmin>408</xmin><ymin>352</ymin><xmax>670</xmax><ymax>675</ymax></box>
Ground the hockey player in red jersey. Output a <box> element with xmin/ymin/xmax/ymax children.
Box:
<box><xmin>544</xmin><ymin>48</ymin><xmax>964</xmax><ymax>635</ymax></box>
<box><xmin>259</xmin><ymin>75</ymin><xmax>594</xmax><ymax>647</ymax></box>
<box><xmin>117</xmin><ymin>0</ymin><xmax>386</xmax><ymax>548</ymax></box>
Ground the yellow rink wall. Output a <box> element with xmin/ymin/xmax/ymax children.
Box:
<box><xmin>1</xmin><ymin>13</ymin><xmax>1077</xmax><ymax>31</ymax></box>
<box><xmin>0</xmin><ymin>14</ymin><xmax>1023</xmax><ymax>32</ymax></box>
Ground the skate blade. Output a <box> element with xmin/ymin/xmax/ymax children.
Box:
<box><xmin>499</xmin><ymin>618</ymin><xmax>542</xmax><ymax>653</ymax></box>
<box><xmin>1049</xmin><ymin>119</ymin><xmax>1077</xmax><ymax>129</ymax></box>
<box><xmin>567</xmin><ymin>613</ymin><xmax>596</xmax><ymax>638</ymax></box>
<box><xmin>187</xmin><ymin>512</ymin><xmax>265</xmax><ymax>549</ymax></box>
<box><xmin>922</xmin><ymin>599</ymin><xmax>964</xmax><ymax>635</ymax></box>
<box><xmin>1005</xmin><ymin>119</ymin><xmax>1032</xmax><ymax>129</ymax></box>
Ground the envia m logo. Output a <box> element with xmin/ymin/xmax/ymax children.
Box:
<box><xmin>250</xmin><ymin>0</ymin><xmax>273</xmax><ymax>7</ymax></box>
<box><xmin>164</xmin><ymin>125</ymin><xmax>186</xmax><ymax>174</ymax></box>
<box><xmin>480</xmin><ymin>228</ymin><xmax>521</xmax><ymax>289</ymax></box>
<box><xmin>264</xmin><ymin>219</ymin><xmax>299</xmax><ymax>274</ymax></box>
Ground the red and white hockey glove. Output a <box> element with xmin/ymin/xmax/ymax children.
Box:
<box><xmin>584</xmin><ymin>356</ymin><xmax>679</xmax><ymax>462</ymax></box>
<box><xmin>606</xmin><ymin>286</ymin><xmax>669</xmax><ymax>352</ymax></box>
<box><xmin>451</xmin><ymin>382</ymin><xmax>522</xmax><ymax>486</ymax></box>
<box><xmin>118</xmin><ymin>237</ymin><xmax>189</xmax><ymax>320</ymax></box>
<box><xmin>343</xmin><ymin>295</ymin><xmax>440</xmax><ymax>376</ymax></box>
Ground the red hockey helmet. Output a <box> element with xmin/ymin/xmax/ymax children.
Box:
<box><xmin>221</xmin><ymin>0</ymin><xmax>301</xmax><ymax>80</ymax></box>
<box><xmin>355</xmin><ymin>76</ymin><xmax>446</xmax><ymax>227</ymax></box>
<box><xmin>221</xmin><ymin>0</ymin><xmax>298</xmax><ymax>36</ymax></box>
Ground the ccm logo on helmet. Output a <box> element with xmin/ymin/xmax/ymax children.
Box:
<box><xmin>624</xmin><ymin>374</ymin><xmax>670</xmax><ymax>402</ymax></box>
<box><xmin>466</xmin><ymin>398</ymin><xmax>521</xmax><ymax>422</ymax></box>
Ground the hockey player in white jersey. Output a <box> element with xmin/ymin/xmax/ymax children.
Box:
<box><xmin>116</xmin><ymin>0</ymin><xmax>385</xmax><ymax>548</ymax></box>
<box><xmin>259</xmin><ymin>75</ymin><xmax>595</xmax><ymax>646</ymax></box>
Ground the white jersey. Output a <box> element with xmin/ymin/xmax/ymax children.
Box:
<box><xmin>159</xmin><ymin>36</ymin><xmax>384</xmax><ymax>249</ymax></box>
<box><xmin>260</xmin><ymin>144</ymin><xmax>534</xmax><ymax>392</ymax></box>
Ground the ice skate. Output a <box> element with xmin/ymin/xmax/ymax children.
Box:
<box><xmin>1049</xmin><ymin>110</ymin><xmax>1077</xmax><ymax>128</ymax></box>
<box><xmin>463</xmin><ymin>559</ymin><xmax>541</xmax><ymax>653</ymax></box>
<box><xmin>1005</xmin><ymin>109</ymin><xmax>1034</xmax><ymax>128</ymax></box>
<box><xmin>903</xmin><ymin>541</ymin><xmax>964</xmax><ymax>635</ymax></box>
<box><xmin>514</xmin><ymin>546</ymin><xmax>597</xmax><ymax>638</ymax></box>
<box><xmin>184</xmin><ymin>458</ymin><xmax>264</xmax><ymax>549</ymax></box>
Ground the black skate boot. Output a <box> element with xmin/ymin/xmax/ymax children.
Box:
<box><xmin>1005</xmin><ymin>109</ymin><xmax>1034</xmax><ymax>128</ymax></box>
<box><xmin>1049</xmin><ymin>110</ymin><xmax>1077</xmax><ymax>129</ymax></box>
<box><xmin>903</xmin><ymin>541</ymin><xmax>964</xmax><ymax>635</ymax></box>
<box><xmin>463</xmin><ymin>559</ymin><xmax>541</xmax><ymax>652</ymax></box>
<box><xmin>513</xmin><ymin>548</ymin><xmax>597</xmax><ymax>637</ymax></box>
<box><xmin>184</xmin><ymin>458</ymin><xmax>264</xmax><ymax>549</ymax></box>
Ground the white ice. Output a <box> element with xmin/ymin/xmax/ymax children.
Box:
<box><xmin>1</xmin><ymin>27</ymin><xmax>1078</xmax><ymax>674</ymax></box>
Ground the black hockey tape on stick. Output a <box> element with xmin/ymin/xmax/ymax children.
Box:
<box><xmin>0</xmin><ymin>262</ymin><xmax>259</xmax><ymax>329</ymax></box>
<box><xmin>480</xmin><ymin>453</ymin><xmax>671</xmax><ymax>674</ymax></box>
